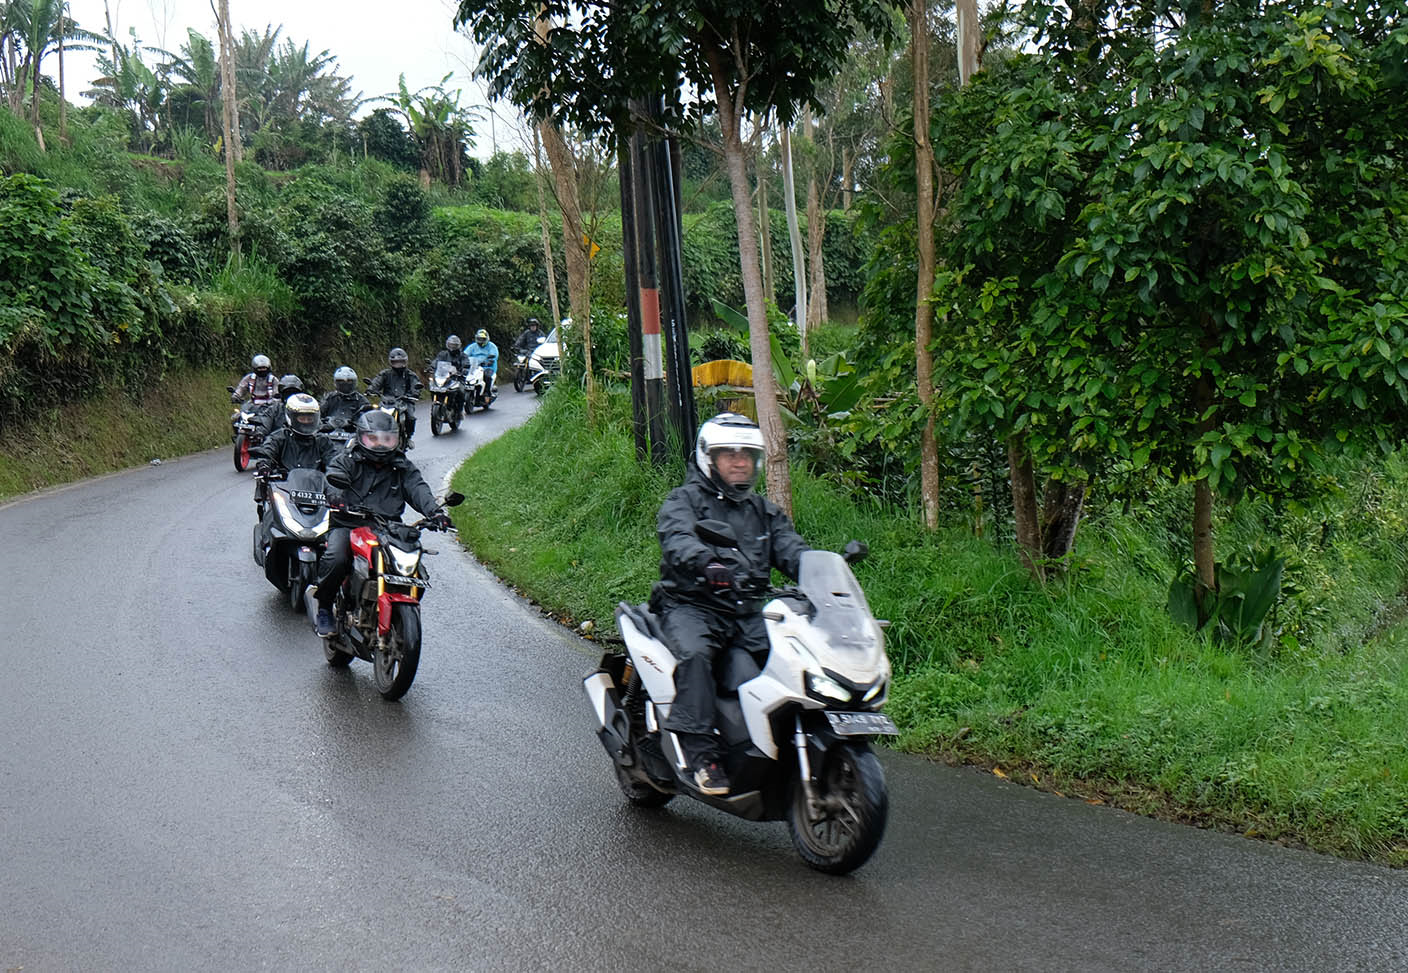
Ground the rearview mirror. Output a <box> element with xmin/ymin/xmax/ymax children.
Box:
<box><xmin>226</xmin><ymin>386</ymin><xmax>236</xmax><ymax>394</ymax></box>
<box><xmin>695</xmin><ymin>519</ymin><xmax>740</xmax><ymax>549</ymax></box>
<box><xmin>443</xmin><ymin>492</ymin><xmax>465</xmax><ymax>507</ymax></box>
<box><xmin>843</xmin><ymin>540</ymin><xmax>869</xmax><ymax>565</ymax></box>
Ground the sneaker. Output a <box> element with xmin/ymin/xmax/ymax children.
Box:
<box><xmin>692</xmin><ymin>761</ymin><xmax>730</xmax><ymax>796</ymax></box>
<box><xmin>314</xmin><ymin>608</ymin><xmax>336</xmax><ymax>638</ymax></box>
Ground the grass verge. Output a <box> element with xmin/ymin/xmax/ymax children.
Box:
<box><xmin>452</xmin><ymin>385</ymin><xmax>1408</xmax><ymax>866</ymax></box>
<box><xmin>0</xmin><ymin>368</ymin><xmax>233</xmax><ymax>501</ymax></box>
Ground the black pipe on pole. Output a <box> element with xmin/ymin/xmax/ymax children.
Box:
<box><xmin>652</xmin><ymin>125</ymin><xmax>698</xmax><ymax>456</ymax></box>
<box><xmin>618</xmin><ymin>138</ymin><xmax>648</xmax><ymax>460</ymax></box>
<box><xmin>630</xmin><ymin>105</ymin><xmax>669</xmax><ymax>461</ymax></box>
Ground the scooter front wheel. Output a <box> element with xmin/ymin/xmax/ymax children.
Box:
<box><xmin>788</xmin><ymin>740</ymin><xmax>888</xmax><ymax>875</ymax></box>
<box><xmin>373</xmin><ymin>603</ymin><xmax>421</xmax><ymax>700</ymax></box>
<box><xmin>513</xmin><ymin>368</ymin><xmax>526</xmax><ymax>393</ymax></box>
<box><xmin>233</xmin><ymin>434</ymin><xmax>250</xmax><ymax>472</ymax></box>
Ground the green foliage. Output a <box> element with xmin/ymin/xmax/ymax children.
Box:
<box><xmin>1168</xmin><ymin>548</ymin><xmax>1286</xmax><ymax>650</ymax></box>
<box><xmin>468</xmin><ymin>150</ymin><xmax>538</xmax><ymax>211</ymax></box>
<box><xmin>927</xmin><ymin>0</ymin><xmax>1408</xmax><ymax>509</ymax></box>
<box><xmin>374</xmin><ymin>179</ymin><xmax>433</xmax><ymax>254</ymax></box>
<box><xmin>357</xmin><ymin>109</ymin><xmax>419</xmax><ymax>170</ymax></box>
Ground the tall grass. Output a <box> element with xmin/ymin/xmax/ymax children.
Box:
<box><xmin>454</xmin><ymin>385</ymin><xmax>1408</xmax><ymax>864</ymax></box>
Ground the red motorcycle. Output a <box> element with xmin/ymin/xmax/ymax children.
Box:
<box><xmin>311</xmin><ymin>492</ymin><xmax>463</xmax><ymax>700</ymax></box>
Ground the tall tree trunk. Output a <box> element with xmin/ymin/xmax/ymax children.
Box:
<box><xmin>538</xmin><ymin>118</ymin><xmax>595</xmax><ymax>412</ymax></box>
<box><xmin>805</xmin><ymin>172</ymin><xmax>828</xmax><ymax>329</ymax></box>
<box><xmin>57</xmin><ymin>19</ymin><xmax>66</xmax><ymax>143</ymax></box>
<box><xmin>956</xmin><ymin>0</ymin><xmax>981</xmax><ymax>85</ymax></box>
<box><xmin>216</xmin><ymin>0</ymin><xmax>240</xmax><ymax>261</ymax></box>
<box><xmin>1192</xmin><ymin>365</ymin><xmax>1218</xmax><ymax>609</ymax></box>
<box><xmin>1008</xmin><ymin>435</ymin><xmax>1041</xmax><ymax>575</ymax></box>
<box><xmin>757</xmin><ymin>150</ymin><xmax>775</xmax><ymax>304</ymax></box>
<box><xmin>216</xmin><ymin>0</ymin><xmax>242</xmax><ymax>164</ymax></box>
<box><xmin>533</xmin><ymin>126</ymin><xmax>562</xmax><ymax>328</ymax></box>
<box><xmin>707</xmin><ymin>48</ymin><xmax>793</xmax><ymax>514</ymax></box>
<box><xmin>911</xmin><ymin>2</ymin><xmax>941</xmax><ymax>530</ymax></box>
<box><xmin>1041</xmin><ymin>479</ymin><xmax>1087</xmax><ymax>564</ymax></box>
<box><xmin>841</xmin><ymin>147</ymin><xmax>853</xmax><ymax>212</ymax></box>
<box><xmin>780</xmin><ymin>123</ymin><xmax>807</xmax><ymax>357</ymax></box>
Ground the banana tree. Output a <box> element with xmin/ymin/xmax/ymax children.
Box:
<box><xmin>378</xmin><ymin>73</ymin><xmax>480</xmax><ymax>187</ymax></box>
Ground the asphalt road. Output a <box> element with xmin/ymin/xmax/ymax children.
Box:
<box><xmin>2</xmin><ymin>389</ymin><xmax>1406</xmax><ymax>972</ymax></box>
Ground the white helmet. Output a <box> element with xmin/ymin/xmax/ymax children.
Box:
<box><xmin>284</xmin><ymin>393</ymin><xmax>321</xmax><ymax>437</ymax></box>
<box><xmin>695</xmin><ymin>413</ymin><xmax>765</xmax><ymax>499</ymax></box>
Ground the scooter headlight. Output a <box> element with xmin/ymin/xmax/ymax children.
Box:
<box><xmin>806</xmin><ymin>671</ymin><xmax>853</xmax><ymax>704</ymax></box>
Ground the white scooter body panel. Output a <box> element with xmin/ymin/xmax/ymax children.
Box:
<box><xmin>617</xmin><ymin>614</ymin><xmax>677</xmax><ymax>703</ymax></box>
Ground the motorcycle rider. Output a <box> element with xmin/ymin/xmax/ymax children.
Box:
<box><xmin>258</xmin><ymin>374</ymin><xmax>307</xmax><ymax>438</ymax></box>
<box><xmin>512</xmin><ymin>318</ymin><xmax>545</xmax><ymax>357</ymax></box>
<box><xmin>431</xmin><ymin>335</ymin><xmax>472</xmax><ymax>419</ymax></box>
<box><xmin>251</xmin><ymin>393</ymin><xmax>336</xmax><ymax>473</ymax></box>
<box><xmin>654</xmin><ymin>413</ymin><xmax>811</xmax><ymax>795</ymax></box>
<box><xmin>311</xmin><ymin>409</ymin><xmax>451</xmax><ymax>638</ymax></box>
<box><xmin>321</xmin><ymin>366</ymin><xmax>370</xmax><ymax>431</ymax></box>
<box><xmin>368</xmin><ymin>347</ymin><xmax>423</xmax><ymax>445</ymax></box>
<box><xmin>232</xmin><ymin>354</ymin><xmax>278</xmax><ymax>405</ymax></box>
<box><xmin>466</xmin><ymin>329</ymin><xmax>499</xmax><ymax>405</ymax></box>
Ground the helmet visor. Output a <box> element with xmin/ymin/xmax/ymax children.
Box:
<box><xmin>335</xmin><ymin>379</ymin><xmax>355</xmax><ymax>394</ymax></box>
<box><xmin>709</xmin><ymin>446</ymin><xmax>762</xmax><ymax>490</ymax></box>
<box><xmin>359</xmin><ymin>428</ymin><xmax>400</xmax><ymax>452</ymax></box>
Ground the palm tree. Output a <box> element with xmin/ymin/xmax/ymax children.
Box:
<box><xmin>160</xmin><ymin>27</ymin><xmax>221</xmax><ymax>142</ymax></box>
<box><xmin>1</xmin><ymin>0</ymin><xmax>102</xmax><ymax>127</ymax></box>
<box><xmin>379</xmin><ymin>73</ymin><xmax>479</xmax><ymax>187</ymax></box>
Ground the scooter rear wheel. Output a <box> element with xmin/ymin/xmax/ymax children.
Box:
<box><xmin>788</xmin><ymin>740</ymin><xmax>888</xmax><ymax>875</ymax></box>
<box><xmin>373</xmin><ymin>603</ymin><xmax>421</xmax><ymax>700</ymax></box>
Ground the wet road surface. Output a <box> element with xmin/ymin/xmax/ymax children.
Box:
<box><xmin>2</xmin><ymin>389</ymin><xmax>1406</xmax><ymax>971</ymax></box>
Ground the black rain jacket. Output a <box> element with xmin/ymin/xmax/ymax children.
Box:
<box><xmin>656</xmin><ymin>465</ymin><xmax>809</xmax><ymax>611</ymax></box>
<box><xmin>368</xmin><ymin>367</ymin><xmax>422</xmax><ymax>402</ymax></box>
<box><xmin>251</xmin><ymin>428</ymin><xmax>337</xmax><ymax>472</ymax></box>
<box><xmin>321</xmin><ymin>390</ymin><xmax>370</xmax><ymax>429</ymax></box>
<box><xmin>325</xmin><ymin>447</ymin><xmax>439</xmax><ymax>524</ymax></box>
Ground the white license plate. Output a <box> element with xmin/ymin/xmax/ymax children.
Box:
<box><xmin>825</xmin><ymin>711</ymin><xmax>898</xmax><ymax>736</ymax></box>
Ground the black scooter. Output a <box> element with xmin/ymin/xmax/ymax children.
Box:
<box><xmin>252</xmin><ymin>467</ymin><xmax>331</xmax><ymax>612</ymax></box>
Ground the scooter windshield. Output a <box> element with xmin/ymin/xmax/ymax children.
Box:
<box><xmin>434</xmin><ymin>360</ymin><xmax>455</xmax><ymax>383</ymax></box>
<box><xmin>796</xmin><ymin>550</ymin><xmax>879</xmax><ymax>656</ymax></box>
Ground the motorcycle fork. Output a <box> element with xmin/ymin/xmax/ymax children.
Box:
<box><xmin>794</xmin><ymin>714</ymin><xmax>822</xmax><ymax>814</ymax></box>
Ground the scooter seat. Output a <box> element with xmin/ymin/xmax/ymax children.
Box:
<box><xmin>616</xmin><ymin>601</ymin><xmax>670</xmax><ymax>645</ymax></box>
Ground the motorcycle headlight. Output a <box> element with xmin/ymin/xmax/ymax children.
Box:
<box><xmin>388</xmin><ymin>545</ymin><xmax>421</xmax><ymax>576</ymax></box>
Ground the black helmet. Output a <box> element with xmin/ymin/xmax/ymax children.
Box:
<box><xmin>446</xmin><ymin>335</ymin><xmax>462</xmax><ymax>353</ymax></box>
<box><xmin>284</xmin><ymin>393</ymin><xmax>321</xmax><ymax>438</ymax></box>
<box><xmin>474</xmin><ymin>329</ymin><xmax>489</xmax><ymax>346</ymax></box>
<box><xmin>333</xmin><ymin>365</ymin><xmax>357</xmax><ymax>394</ymax></box>
<box><xmin>251</xmin><ymin>354</ymin><xmax>272</xmax><ymax>375</ymax></box>
<box><xmin>278</xmin><ymin>374</ymin><xmax>304</xmax><ymax>398</ymax></box>
<box><xmin>389</xmin><ymin>347</ymin><xmax>408</xmax><ymax>367</ymax></box>
<box><xmin>526</xmin><ymin>318</ymin><xmax>541</xmax><ymax>330</ymax></box>
<box><xmin>354</xmin><ymin>408</ymin><xmax>400</xmax><ymax>459</ymax></box>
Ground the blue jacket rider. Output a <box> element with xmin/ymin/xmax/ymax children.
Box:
<box><xmin>467</xmin><ymin>329</ymin><xmax>499</xmax><ymax>394</ymax></box>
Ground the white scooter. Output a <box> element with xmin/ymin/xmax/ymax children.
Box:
<box><xmin>584</xmin><ymin>520</ymin><xmax>898</xmax><ymax>874</ymax></box>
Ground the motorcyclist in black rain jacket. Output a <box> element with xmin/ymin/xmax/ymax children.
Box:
<box><xmin>654</xmin><ymin>412</ymin><xmax>811</xmax><ymax>795</ymax></box>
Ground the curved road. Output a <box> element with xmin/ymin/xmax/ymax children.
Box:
<box><xmin>2</xmin><ymin>390</ymin><xmax>1406</xmax><ymax>972</ymax></box>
